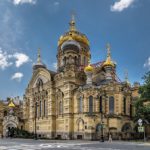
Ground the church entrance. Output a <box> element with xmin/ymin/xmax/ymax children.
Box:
<box><xmin>5</xmin><ymin>125</ymin><xmax>16</xmax><ymax>137</ymax></box>
<box><xmin>77</xmin><ymin>135</ymin><xmax>83</xmax><ymax>139</ymax></box>
<box><xmin>3</xmin><ymin>115</ymin><xmax>19</xmax><ymax>137</ymax></box>
<box><xmin>95</xmin><ymin>123</ymin><xmax>101</xmax><ymax>140</ymax></box>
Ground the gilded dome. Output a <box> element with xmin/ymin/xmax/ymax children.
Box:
<box><xmin>58</xmin><ymin>31</ymin><xmax>89</xmax><ymax>47</ymax></box>
<box><xmin>84</xmin><ymin>64</ymin><xmax>93</xmax><ymax>72</ymax></box>
<box><xmin>103</xmin><ymin>58</ymin><xmax>114</xmax><ymax>67</ymax></box>
<box><xmin>58</xmin><ymin>16</ymin><xmax>89</xmax><ymax>47</ymax></box>
<box><xmin>8</xmin><ymin>100</ymin><xmax>15</xmax><ymax>108</ymax></box>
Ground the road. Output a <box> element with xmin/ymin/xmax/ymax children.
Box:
<box><xmin>0</xmin><ymin>139</ymin><xmax>150</xmax><ymax>150</ymax></box>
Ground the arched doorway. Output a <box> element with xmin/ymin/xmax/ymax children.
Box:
<box><xmin>3</xmin><ymin>116</ymin><xmax>19</xmax><ymax>137</ymax></box>
<box><xmin>121</xmin><ymin>123</ymin><xmax>132</xmax><ymax>140</ymax></box>
<box><xmin>76</xmin><ymin>118</ymin><xmax>84</xmax><ymax>139</ymax></box>
<box><xmin>5</xmin><ymin>124</ymin><xmax>16</xmax><ymax>137</ymax></box>
<box><xmin>95</xmin><ymin>123</ymin><xmax>101</xmax><ymax>140</ymax></box>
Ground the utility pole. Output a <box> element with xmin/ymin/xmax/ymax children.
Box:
<box><xmin>34</xmin><ymin>101</ymin><xmax>37</xmax><ymax>140</ymax></box>
<box><xmin>101</xmin><ymin>112</ymin><xmax>104</xmax><ymax>142</ymax></box>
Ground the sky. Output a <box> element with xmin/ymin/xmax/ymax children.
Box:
<box><xmin>0</xmin><ymin>0</ymin><xmax>150</xmax><ymax>100</ymax></box>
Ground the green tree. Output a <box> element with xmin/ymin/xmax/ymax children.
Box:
<box><xmin>134</xmin><ymin>71</ymin><xmax>150</xmax><ymax>123</ymax></box>
<box><xmin>139</xmin><ymin>71</ymin><xmax>150</xmax><ymax>99</ymax></box>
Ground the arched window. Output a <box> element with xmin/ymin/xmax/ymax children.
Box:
<box><xmin>37</xmin><ymin>78</ymin><xmax>43</xmax><ymax>87</ymax></box>
<box><xmin>100</xmin><ymin>96</ymin><xmax>103</xmax><ymax>113</ymax></box>
<box><xmin>78</xmin><ymin>119</ymin><xmax>84</xmax><ymax>131</ymax></box>
<box><xmin>59</xmin><ymin>101</ymin><xmax>63</xmax><ymax>115</ymax></box>
<box><xmin>123</xmin><ymin>97</ymin><xmax>126</xmax><ymax>114</ymax></box>
<box><xmin>78</xmin><ymin>55</ymin><xmax>81</xmax><ymax>65</ymax></box>
<box><xmin>89</xmin><ymin>96</ymin><xmax>93</xmax><ymax>114</ymax></box>
<box><xmin>130</xmin><ymin>104</ymin><xmax>132</xmax><ymax>117</ymax></box>
<box><xmin>83</xmin><ymin>56</ymin><xmax>86</xmax><ymax>66</ymax></box>
<box><xmin>39</xmin><ymin>101</ymin><xmax>42</xmax><ymax>117</ymax></box>
<box><xmin>109</xmin><ymin>96</ymin><xmax>114</xmax><ymax>114</ymax></box>
<box><xmin>74</xmin><ymin>56</ymin><xmax>78</xmax><ymax>65</ymax></box>
<box><xmin>4</xmin><ymin>110</ymin><xmax>7</xmax><ymax>117</ymax></box>
<box><xmin>43</xmin><ymin>100</ymin><xmax>46</xmax><ymax>117</ymax></box>
<box><xmin>122</xmin><ymin>123</ymin><xmax>132</xmax><ymax>132</ymax></box>
<box><xmin>69</xmin><ymin>55</ymin><xmax>72</xmax><ymax>64</ymax></box>
<box><xmin>36</xmin><ymin>102</ymin><xmax>38</xmax><ymax>117</ymax></box>
<box><xmin>78</xmin><ymin>96</ymin><xmax>83</xmax><ymax>113</ymax></box>
<box><xmin>63</xmin><ymin>57</ymin><xmax>66</xmax><ymax>65</ymax></box>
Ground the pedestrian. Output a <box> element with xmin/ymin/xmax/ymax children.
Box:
<box><xmin>108</xmin><ymin>133</ymin><xmax>112</xmax><ymax>143</ymax></box>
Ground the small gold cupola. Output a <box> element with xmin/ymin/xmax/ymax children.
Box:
<box><xmin>84</xmin><ymin>58</ymin><xmax>93</xmax><ymax>72</ymax></box>
<box><xmin>103</xmin><ymin>43</ymin><xmax>114</xmax><ymax>67</ymax></box>
<box><xmin>8</xmin><ymin>99</ymin><xmax>15</xmax><ymax>108</ymax></box>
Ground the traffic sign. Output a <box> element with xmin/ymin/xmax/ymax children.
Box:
<box><xmin>138</xmin><ymin>126</ymin><xmax>144</xmax><ymax>132</ymax></box>
<box><xmin>138</xmin><ymin>119</ymin><xmax>143</xmax><ymax>126</ymax></box>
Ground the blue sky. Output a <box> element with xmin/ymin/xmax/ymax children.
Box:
<box><xmin>0</xmin><ymin>0</ymin><xmax>150</xmax><ymax>100</ymax></box>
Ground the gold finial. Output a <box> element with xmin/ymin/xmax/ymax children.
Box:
<box><xmin>125</xmin><ymin>69</ymin><xmax>129</xmax><ymax>82</ymax></box>
<box><xmin>69</xmin><ymin>12</ymin><xmax>76</xmax><ymax>31</ymax></box>
<box><xmin>106</xmin><ymin>43</ymin><xmax>111</xmax><ymax>58</ymax></box>
<box><xmin>103</xmin><ymin>43</ymin><xmax>114</xmax><ymax>67</ymax></box>
<box><xmin>88</xmin><ymin>57</ymin><xmax>91</xmax><ymax>65</ymax></box>
<box><xmin>37</xmin><ymin>48</ymin><xmax>41</xmax><ymax>63</ymax></box>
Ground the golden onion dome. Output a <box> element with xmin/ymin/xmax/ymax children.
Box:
<box><xmin>84</xmin><ymin>64</ymin><xmax>93</xmax><ymax>72</ymax></box>
<box><xmin>58</xmin><ymin>31</ymin><xmax>89</xmax><ymax>46</ymax></box>
<box><xmin>58</xmin><ymin>15</ymin><xmax>89</xmax><ymax>47</ymax></box>
<box><xmin>102</xmin><ymin>43</ymin><xmax>114</xmax><ymax>67</ymax></box>
<box><xmin>103</xmin><ymin>58</ymin><xmax>114</xmax><ymax>67</ymax></box>
<box><xmin>8</xmin><ymin>100</ymin><xmax>15</xmax><ymax>108</ymax></box>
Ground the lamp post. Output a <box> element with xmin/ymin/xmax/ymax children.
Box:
<box><xmin>101</xmin><ymin>112</ymin><xmax>104</xmax><ymax>142</ymax></box>
<box><xmin>34</xmin><ymin>101</ymin><xmax>38</xmax><ymax>140</ymax></box>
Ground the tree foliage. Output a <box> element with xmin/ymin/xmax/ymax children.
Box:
<box><xmin>134</xmin><ymin>71</ymin><xmax>150</xmax><ymax>123</ymax></box>
<box><xmin>139</xmin><ymin>71</ymin><xmax>150</xmax><ymax>99</ymax></box>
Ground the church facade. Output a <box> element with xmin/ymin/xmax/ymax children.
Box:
<box><xmin>23</xmin><ymin>17</ymin><xmax>140</xmax><ymax>140</ymax></box>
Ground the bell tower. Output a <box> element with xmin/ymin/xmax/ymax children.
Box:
<box><xmin>57</xmin><ymin>15</ymin><xmax>91</xmax><ymax>72</ymax></box>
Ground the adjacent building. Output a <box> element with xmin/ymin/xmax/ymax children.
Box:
<box><xmin>0</xmin><ymin>97</ymin><xmax>23</xmax><ymax>137</ymax></box>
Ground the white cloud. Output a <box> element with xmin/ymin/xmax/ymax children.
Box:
<box><xmin>144</xmin><ymin>57</ymin><xmax>150</xmax><ymax>70</ymax></box>
<box><xmin>12</xmin><ymin>0</ymin><xmax>37</xmax><ymax>5</ymax></box>
<box><xmin>54</xmin><ymin>2</ymin><xmax>60</xmax><ymax>6</ymax></box>
<box><xmin>0</xmin><ymin>8</ymin><xmax>23</xmax><ymax>50</ymax></box>
<box><xmin>53</xmin><ymin>62</ymin><xmax>57</xmax><ymax>70</ymax></box>
<box><xmin>0</xmin><ymin>49</ymin><xmax>13</xmax><ymax>70</ymax></box>
<box><xmin>12</xmin><ymin>52</ymin><xmax>31</xmax><ymax>67</ymax></box>
<box><xmin>11</xmin><ymin>72</ymin><xmax>24</xmax><ymax>81</ymax></box>
<box><xmin>111</xmin><ymin>0</ymin><xmax>135</xmax><ymax>12</ymax></box>
<box><xmin>0</xmin><ymin>48</ymin><xmax>31</xmax><ymax>70</ymax></box>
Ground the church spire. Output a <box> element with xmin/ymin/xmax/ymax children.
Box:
<box><xmin>37</xmin><ymin>48</ymin><xmax>41</xmax><ymax>63</ymax></box>
<box><xmin>106</xmin><ymin>43</ymin><xmax>111</xmax><ymax>62</ymax></box>
<box><xmin>103</xmin><ymin>43</ymin><xmax>114</xmax><ymax>67</ymax></box>
<box><xmin>69</xmin><ymin>13</ymin><xmax>76</xmax><ymax>31</ymax></box>
<box><xmin>33</xmin><ymin>48</ymin><xmax>46</xmax><ymax>71</ymax></box>
<box><xmin>124</xmin><ymin>69</ymin><xmax>130</xmax><ymax>84</ymax></box>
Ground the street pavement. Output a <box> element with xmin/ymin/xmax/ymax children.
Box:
<box><xmin>0</xmin><ymin>138</ymin><xmax>150</xmax><ymax>150</ymax></box>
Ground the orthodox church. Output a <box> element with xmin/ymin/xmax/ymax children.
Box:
<box><xmin>22</xmin><ymin>16</ymin><xmax>140</xmax><ymax>140</ymax></box>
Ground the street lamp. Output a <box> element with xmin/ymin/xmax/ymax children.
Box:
<box><xmin>34</xmin><ymin>101</ymin><xmax>38</xmax><ymax>140</ymax></box>
<box><xmin>99</xmin><ymin>91</ymin><xmax>108</xmax><ymax>142</ymax></box>
<box><xmin>101</xmin><ymin>112</ymin><xmax>104</xmax><ymax>142</ymax></box>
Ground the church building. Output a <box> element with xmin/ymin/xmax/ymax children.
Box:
<box><xmin>23</xmin><ymin>16</ymin><xmax>140</xmax><ymax>140</ymax></box>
